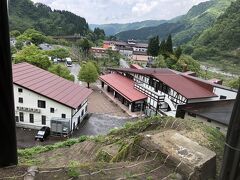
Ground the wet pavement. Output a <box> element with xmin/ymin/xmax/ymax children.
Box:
<box><xmin>73</xmin><ymin>113</ymin><xmax>135</xmax><ymax>137</ymax></box>
<box><xmin>17</xmin><ymin>113</ymin><xmax>135</xmax><ymax>149</ymax></box>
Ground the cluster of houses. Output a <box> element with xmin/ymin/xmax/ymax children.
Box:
<box><xmin>13</xmin><ymin>61</ymin><xmax>237</xmax><ymax>135</ymax></box>
<box><xmin>91</xmin><ymin>40</ymin><xmax>153</xmax><ymax>65</ymax></box>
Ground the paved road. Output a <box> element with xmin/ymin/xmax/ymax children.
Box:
<box><xmin>120</xmin><ymin>58</ymin><xmax>130</xmax><ymax>68</ymax></box>
<box><xmin>73</xmin><ymin>114</ymin><xmax>134</xmax><ymax>137</ymax></box>
<box><xmin>16</xmin><ymin>114</ymin><xmax>134</xmax><ymax>149</ymax></box>
<box><xmin>68</xmin><ymin>63</ymin><xmax>82</xmax><ymax>84</ymax></box>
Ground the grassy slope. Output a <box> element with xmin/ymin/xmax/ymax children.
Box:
<box><xmin>18</xmin><ymin>116</ymin><xmax>225</xmax><ymax>178</ymax></box>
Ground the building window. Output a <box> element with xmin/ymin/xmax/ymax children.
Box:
<box><xmin>18</xmin><ymin>88</ymin><xmax>23</xmax><ymax>93</ymax></box>
<box><xmin>42</xmin><ymin>115</ymin><xmax>46</xmax><ymax>125</ymax></box>
<box><xmin>81</xmin><ymin>110</ymin><xmax>84</xmax><ymax>116</ymax></box>
<box><xmin>38</xmin><ymin>100</ymin><xmax>46</xmax><ymax>108</ymax></box>
<box><xmin>18</xmin><ymin>97</ymin><xmax>23</xmax><ymax>103</ymax></box>
<box><xmin>19</xmin><ymin>112</ymin><xmax>24</xmax><ymax>122</ymax></box>
<box><xmin>29</xmin><ymin>114</ymin><xmax>34</xmax><ymax>123</ymax></box>
<box><xmin>220</xmin><ymin>95</ymin><xmax>227</xmax><ymax>100</ymax></box>
<box><xmin>50</xmin><ymin>108</ymin><xmax>54</xmax><ymax>113</ymax></box>
<box><xmin>62</xmin><ymin>114</ymin><xmax>66</xmax><ymax>118</ymax></box>
<box><xmin>15</xmin><ymin>116</ymin><xmax>19</xmax><ymax>122</ymax></box>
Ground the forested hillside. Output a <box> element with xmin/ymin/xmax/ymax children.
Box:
<box><xmin>90</xmin><ymin>20</ymin><xmax>166</xmax><ymax>36</ymax></box>
<box><xmin>9</xmin><ymin>0</ymin><xmax>89</xmax><ymax>36</ymax></box>
<box><xmin>185</xmin><ymin>0</ymin><xmax>240</xmax><ymax>72</ymax></box>
<box><xmin>116</xmin><ymin>0</ymin><xmax>234</xmax><ymax>44</ymax></box>
<box><xmin>115</xmin><ymin>23</ymin><xmax>184</xmax><ymax>42</ymax></box>
<box><xmin>192</xmin><ymin>0</ymin><xmax>240</xmax><ymax>51</ymax></box>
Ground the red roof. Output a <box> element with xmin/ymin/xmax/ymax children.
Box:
<box><xmin>12</xmin><ymin>63</ymin><xmax>92</xmax><ymax>109</ymax></box>
<box><xmin>99</xmin><ymin>73</ymin><xmax>147</xmax><ymax>102</ymax></box>
<box><xmin>130</xmin><ymin>64</ymin><xmax>143</xmax><ymax>69</ymax></box>
<box><xmin>153</xmin><ymin>74</ymin><xmax>217</xmax><ymax>99</ymax></box>
<box><xmin>109</xmin><ymin>68</ymin><xmax>217</xmax><ymax>99</ymax></box>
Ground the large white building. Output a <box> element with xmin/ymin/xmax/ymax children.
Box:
<box><xmin>13</xmin><ymin>63</ymin><xmax>92</xmax><ymax>135</ymax></box>
<box><xmin>100</xmin><ymin>68</ymin><xmax>237</xmax><ymax>117</ymax></box>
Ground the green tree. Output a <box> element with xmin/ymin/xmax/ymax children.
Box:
<box><xmin>165</xmin><ymin>34</ymin><xmax>173</xmax><ymax>54</ymax></box>
<box><xmin>48</xmin><ymin>64</ymin><xmax>75</xmax><ymax>81</ymax></box>
<box><xmin>228</xmin><ymin>78</ymin><xmax>240</xmax><ymax>89</ymax></box>
<box><xmin>159</xmin><ymin>40</ymin><xmax>166</xmax><ymax>55</ymax></box>
<box><xmin>93</xmin><ymin>28</ymin><xmax>105</xmax><ymax>40</ymax></box>
<box><xmin>17</xmin><ymin>29</ymin><xmax>46</xmax><ymax>45</ymax></box>
<box><xmin>77</xmin><ymin>38</ymin><xmax>93</xmax><ymax>58</ymax></box>
<box><xmin>147</xmin><ymin>36</ymin><xmax>160</xmax><ymax>57</ymax></box>
<box><xmin>153</xmin><ymin>55</ymin><xmax>167</xmax><ymax>68</ymax></box>
<box><xmin>78</xmin><ymin>62</ymin><xmax>99</xmax><ymax>88</ymax></box>
<box><xmin>174</xmin><ymin>55</ymin><xmax>200</xmax><ymax>74</ymax></box>
<box><xmin>15</xmin><ymin>40</ymin><xmax>24</xmax><ymax>50</ymax></box>
<box><xmin>46</xmin><ymin>48</ymin><xmax>70</xmax><ymax>59</ymax></box>
<box><xmin>175</xmin><ymin>46</ymin><xmax>182</xmax><ymax>59</ymax></box>
<box><xmin>15</xmin><ymin>45</ymin><xmax>51</xmax><ymax>70</ymax></box>
<box><xmin>10</xmin><ymin>30</ymin><xmax>21</xmax><ymax>37</ymax></box>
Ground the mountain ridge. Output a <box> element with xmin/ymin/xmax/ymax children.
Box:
<box><xmin>116</xmin><ymin>0</ymin><xmax>234</xmax><ymax>44</ymax></box>
<box><xmin>9</xmin><ymin>0</ymin><xmax>89</xmax><ymax>36</ymax></box>
<box><xmin>90</xmin><ymin>20</ymin><xmax>166</xmax><ymax>36</ymax></box>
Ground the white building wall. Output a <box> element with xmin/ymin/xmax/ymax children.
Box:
<box><xmin>14</xmin><ymin>84</ymin><xmax>85</xmax><ymax>130</ymax></box>
<box><xmin>72</xmin><ymin>99</ymin><xmax>88</xmax><ymax>130</ymax></box>
<box><xmin>213</xmin><ymin>87</ymin><xmax>237</xmax><ymax>99</ymax></box>
<box><xmin>185</xmin><ymin>114</ymin><xmax>228</xmax><ymax>134</ymax></box>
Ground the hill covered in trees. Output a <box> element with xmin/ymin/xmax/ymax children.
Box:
<box><xmin>9</xmin><ymin>0</ymin><xmax>89</xmax><ymax>36</ymax></box>
<box><xmin>185</xmin><ymin>0</ymin><xmax>240</xmax><ymax>73</ymax></box>
<box><xmin>192</xmin><ymin>0</ymin><xmax>240</xmax><ymax>51</ymax></box>
<box><xmin>90</xmin><ymin>20</ymin><xmax>166</xmax><ymax>36</ymax></box>
<box><xmin>116</xmin><ymin>0</ymin><xmax>234</xmax><ymax>44</ymax></box>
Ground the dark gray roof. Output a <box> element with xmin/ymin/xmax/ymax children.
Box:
<box><xmin>177</xmin><ymin>100</ymin><xmax>235</xmax><ymax>125</ymax></box>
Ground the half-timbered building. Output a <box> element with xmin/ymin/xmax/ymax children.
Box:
<box><xmin>99</xmin><ymin>68</ymin><xmax>237</xmax><ymax>117</ymax></box>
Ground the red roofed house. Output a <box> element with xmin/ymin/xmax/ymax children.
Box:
<box><xmin>13</xmin><ymin>63</ymin><xmax>92</xmax><ymax>135</ymax></box>
<box><xmin>99</xmin><ymin>68</ymin><xmax>237</xmax><ymax>117</ymax></box>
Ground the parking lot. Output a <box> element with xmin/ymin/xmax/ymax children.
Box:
<box><xmin>17</xmin><ymin>114</ymin><xmax>133</xmax><ymax>149</ymax></box>
<box><xmin>17</xmin><ymin>84</ymin><xmax>133</xmax><ymax>149</ymax></box>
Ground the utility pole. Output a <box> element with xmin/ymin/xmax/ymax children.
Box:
<box><xmin>219</xmin><ymin>87</ymin><xmax>240</xmax><ymax>180</ymax></box>
<box><xmin>0</xmin><ymin>0</ymin><xmax>18</xmax><ymax>167</ymax></box>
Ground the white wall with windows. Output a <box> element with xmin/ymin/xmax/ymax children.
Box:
<box><xmin>14</xmin><ymin>84</ymin><xmax>87</xmax><ymax>131</ymax></box>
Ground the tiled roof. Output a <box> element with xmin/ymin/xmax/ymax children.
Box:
<box><xmin>108</xmin><ymin>68</ymin><xmax>217</xmax><ymax>99</ymax></box>
<box><xmin>12</xmin><ymin>63</ymin><xmax>92</xmax><ymax>109</ymax></box>
<box><xmin>99</xmin><ymin>73</ymin><xmax>147</xmax><ymax>102</ymax></box>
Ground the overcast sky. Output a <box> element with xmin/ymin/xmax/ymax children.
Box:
<box><xmin>31</xmin><ymin>0</ymin><xmax>209</xmax><ymax>24</ymax></box>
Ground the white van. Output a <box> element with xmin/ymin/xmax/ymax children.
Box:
<box><xmin>65</xmin><ymin>58</ymin><xmax>72</xmax><ymax>67</ymax></box>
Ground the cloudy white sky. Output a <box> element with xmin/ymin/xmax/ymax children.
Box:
<box><xmin>31</xmin><ymin>0</ymin><xmax>209</xmax><ymax>24</ymax></box>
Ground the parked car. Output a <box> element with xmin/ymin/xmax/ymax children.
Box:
<box><xmin>35</xmin><ymin>126</ymin><xmax>50</xmax><ymax>142</ymax></box>
<box><xmin>65</xmin><ymin>57</ymin><xmax>72</xmax><ymax>67</ymax></box>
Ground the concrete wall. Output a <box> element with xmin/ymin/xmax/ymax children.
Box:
<box><xmin>185</xmin><ymin>113</ymin><xmax>228</xmax><ymax>134</ymax></box>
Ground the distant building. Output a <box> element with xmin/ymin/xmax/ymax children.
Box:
<box><xmin>90</xmin><ymin>47</ymin><xmax>108</xmax><ymax>58</ymax></box>
<box><xmin>99</xmin><ymin>68</ymin><xmax>237</xmax><ymax>117</ymax></box>
<box><xmin>102</xmin><ymin>40</ymin><xmax>148</xmax><ymax>58</ymax></box>
<box><xmin>13</xmin><ymin>63</ymin><xmax>92</xmax><ymax>135</ymax></box>
<box><xmin>130</xmin><ymin>64</ymin><xmax>143</xmax><ymax>69</ymax></box>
